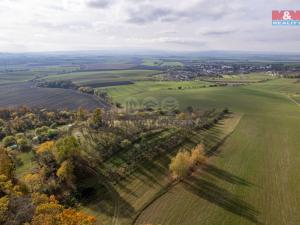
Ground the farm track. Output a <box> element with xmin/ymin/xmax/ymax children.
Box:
<box><xmin>287</xmin><ymin>95</ymin><xmax>300</xmax><ymax>107</ymax></box>
<box><xmin>83</xmin><ymin>166</ymin><xmax>121</xmax><ymax>225</ymax></box>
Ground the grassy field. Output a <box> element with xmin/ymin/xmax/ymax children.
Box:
<box><xmin>0</xmin><ymin>71</ymin><xmax>37</xmax><ymax>85</ymax></box>
<box><xmin>105</xmin><ymin>113</ymin><xmax>242</xmax><ymax>225</ymax></box>
<box><xmin>128</xmin><ymin>79</ymin><xmax>300</xmax><ymax>225</ymax></box>
<box><xmin>202</xmin><ymin>73</ymin><xmax>275</xmax><ymax>84</ymax></box>
<box><xmin>15</xmin><ymin>151</ymin><xmax>37</xmax><ymax>179</ymax></box>
<box><xmin>0</xmin><ymin>66</ymin><xmax>81</xmax><ymax>85</ymax></box>
<box><xmin>100</xmin><ymin>80</ymin><xmax>210</xmax><ymax>106</ymax></box>
<box><xmin>39</xmin><ymin>70</ymin><xmax>160</xmax><ymax>85</ymax></box>
<box><xmin>142</xmin><ymin>59</ymin><xmax>184</xmax><ymax>67</ymax></box>
<box><xmin>142</xmin><ymin>59</ymin><xmax>163</xmax><ymax>66</ymax></box>
<box><xmin>161</xmin><ymin>61</ymin><xmax>184</xmax><ymax>67</ymax></box>
<box><xmin>90</xmin><ymin>78</ymin><xmax>300</xmax><ymax>225</ymax></box>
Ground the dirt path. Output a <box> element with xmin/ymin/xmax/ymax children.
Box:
<box><xmin>287</xmin><ymin>95</ymin><xmax>300</xmax><ymax>107</ymax></box>
<box><xmin>101</xmin><ymin>174</ymin><xmax>120</xmax><ymax>225</ymax></box>
<box><xmin>83</xmin><ymin>166</ymin><xmax>120</xmax><ymax>225</ymax></box>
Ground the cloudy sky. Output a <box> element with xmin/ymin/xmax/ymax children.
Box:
<box><xmin>0</xmin><ymin>0</ymin><xmax>299</xmax><ymax>52</ymax></box>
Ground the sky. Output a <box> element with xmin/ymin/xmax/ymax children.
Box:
<box><xmin>0</xmin><ymin>0</ymin><xmax>299</xmax><ymax>53</ymax></box>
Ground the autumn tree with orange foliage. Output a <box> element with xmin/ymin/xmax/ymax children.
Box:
<box><xmin>190</xmin><ymin>143</ymin><xmax>206</xmax><ymax>165</ymax></box>
<box><xmin>169</xmin><ymin>144</ymin><xmax>206</xmax><ymax>179</ymax></box>
<box><xmin>36</xmin><ymin>141</ymin><xmax>55</xmax><ymax>155</ymax></box>
<box><xmin>30</xmin><ymin>193</ymin><xmax>98</xmax><ymax>225</ymax></box>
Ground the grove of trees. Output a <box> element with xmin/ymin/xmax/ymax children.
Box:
<box><xmin>169</xmin><ymin>144</ymin><xmax>206</xmax><ymax>179</ymax></box>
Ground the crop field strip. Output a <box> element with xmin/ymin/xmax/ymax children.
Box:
<box><xmin>0</xmin><ymin>83</ymin><xmax>106</xmax><ymax>110</ymax></box>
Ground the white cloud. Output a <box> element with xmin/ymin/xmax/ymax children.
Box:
<box><xmin>0</xmin><ymin>0</ymin><xmax>299</xmax><ymax>52</ymax></box>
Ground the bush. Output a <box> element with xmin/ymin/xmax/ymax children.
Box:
<box><xmin>2</xmin><ymin>136</ymin><xmax>16</xmax><ymax>148</ymax></box>
<box><xmin>35</xmin><ymin>126</ymin><xmax>50</xmax><ymax>142</ymax></box>
<box><xmin>78</xmin><ymin>86</ymin><xmax>94</xmax><ymax>94</ymax></box>
<box><xmin>116</xmin><ymin>102</ymin><xmax>122</xmax><ymax>108</ymax></box>
<box><xmin>17</xmin><ymin>138</ymin><xmax>31</xmax><ymax>151</ymax></box>
<box><xmin>120</xmin><ymin>139</ymin><xmax>131</xmax><ymax>148</ymax></box>
<box><xmin>15</xmin><ymin>133</ymin><xmax>25</xmax><ymax>140</ymax></box>
<box><xmin>223</xmin><ymin>108</ymin><xmax>229</xmax><ymax>114</ymax></box>
<box><xmin>47</xmin><ymin>129</ymin><xmax>59</xmax><ymax>139</ymax></box>
<box><xmin>35</xmin><ymin>126</ymin><xmax>49</xmax><ymax>136</ymax></box>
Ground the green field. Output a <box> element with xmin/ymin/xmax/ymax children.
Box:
<box><xmin>161</xmin><ymin>61</ymin><xmax>184</xmax><ymax>67</ymax></box>
<box><xmin>202</xmin><ymin>73</ymin><xmax>275</xmax><ymax>83</ymax></box>
<box><xmin>101</xmin><ymin>81</ymin><xmax>209</xmax><ymax>101</ymax></box>
<box><xmin>102</xmin><ymin>113</ymin><xmax>242</xmax><ymax>225</ymax></box>
<box><xmin>15</xmin><ymin>151</ymin><xmax>38</xmax><ymax>178</ymax></box>
<box><xmin>40</xmin><ymin>70</ymin><xmax>160</xmax><ymax>85</ymax></box>
<box><xmin>93</xmin><ymin>78</ymin><xmax>300</xmax><ymax>225</ymax></box>
<box><xmin>0</xmin><ymin>66</ymin><xmax>81</xmax><ymax>85</ymax></box>
<box><xmin>0</xmin><ymin>71</ymin><xmax>37</xmax><ymax>84</ymax></box>
<box><xmin>142</xmin><ymin>59</ymin><xmax>184</xmax><ymax>67</ymax></box>
<box><xmin>142</xmin><ymin>59</ymin><xmax>163</xmax><ymax>66</ymax></box>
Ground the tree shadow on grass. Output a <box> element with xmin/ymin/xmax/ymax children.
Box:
<box><xmin>117</xmin><ymin>182</ymin><xmax>138</xmax><ymax>197</ymax></box>
<box><xmin>202</xmin><ymin>164</ymin><xmax>253</xmax><ymax>187</ymax></box>
<box><xmin>81</xmin><ymin>191</ymin><xmax>136</xmax><ymax>219</ymax></box>
<box><xmin>183</xmin><ymin>176</ymin><xmax>262</xmax><ymax>224</ymax></box>
<box><xmin>205</xmin><ymin>129</ymin><xmax>231</xmax><ymax>157</ymax></box>
<box><xmin>79</xmin><ymin>178</ymin><xmax>135</xmax><ymax>220</ymax></box>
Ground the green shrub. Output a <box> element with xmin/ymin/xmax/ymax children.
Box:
<box><xmin>17</xmin><ymin>138</ymin><xmax>31</xmax><ymax>151</ymax></box>
<box><xmin>2</xmin><ymin>136</ymin><xmax>16</xmax><ymax>147</ymax></box>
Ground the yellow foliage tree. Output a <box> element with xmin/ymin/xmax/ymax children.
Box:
<box><xmin>0</xmin><ymin>147</ymin><xmax>14</xmax><ymax>179</ymax></box>
<box><xmin>23</xmin><ymin>173</ymin><xmax>42</xmax><ymax>192</ymax></box>
<box><xmin>190</xmin><ymin>144</ymin><xmax>206</xmax><ymax>165</ymax></box>
<box><xmin>0</xmin><ymin>174</ymin><xmax>16</xmax><ymax>196</ymax></box>
<box><xmin>31</xmin><ymin>193</ymin><xmax>50</xmax><ymax>206</ymax></box>
<box><xmin>31</xmin><ymin>194</ymin><xmax>98</xmax><ymax>225</ymax></box>
<box><xmin>36</xmin><ymin>141</ymin><xmax>55</xmax><ymax>154</ymax></box>
<box><xmin>56</xmin><ymin>160</ymin><xmax>74</xmax><ymax>183</ymax></box>
<box><xmin>54</xmin><ymin>136</ymin><xmax>79</xmax><ymax>163</ymax></box>
<box><xmin>169</xmin><ymin>144</ymin><xmax>206</xmax><ymax>179</ymax></box>
<box><xmin>169</xmin><ymin>150</ymin><xmax>191</xmax><ymax>178</ymax></box>
<box><xmin>0</xmin><ymin>196</ymin><xmax>9</xmax><ymax>224</ymax></box>
<box><xmin>57</xmin><ymin>208</ymin><xmax>97</xmax><ymax>225</ymax></box>
<box><xmin>31</xmin><ymin>201</ymin><xmax>64</xmax><ymax>225</ymax></box>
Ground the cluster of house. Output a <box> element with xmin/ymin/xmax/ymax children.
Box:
<box><xmin>163</xmin><ymin>63</ymin><xmax>293</xmax><ymax>81</ymax></box>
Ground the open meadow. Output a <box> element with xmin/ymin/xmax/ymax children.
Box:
<box><xmin>92</xmin><ymin>78</ymin><xmax>300</xmax><ymax>225</ymax></box>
